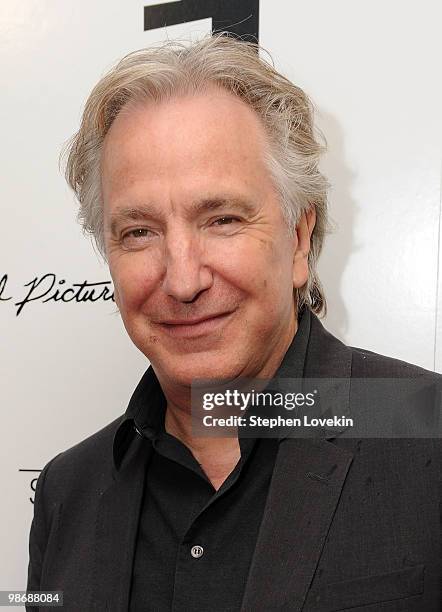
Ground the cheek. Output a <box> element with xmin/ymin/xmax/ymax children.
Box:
<box><xmin>219</xmin><ymin>238</ymin><xmax>293</xmax><ymax>292</ymax></box>
<box><xmin>111</xmin><ymin>259</ymin><xmax>158</xmax><ymax>313</ymax></box>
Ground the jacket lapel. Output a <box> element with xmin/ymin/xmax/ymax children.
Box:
<box><xmin>241</xmin><ymin>313</ymin><xmax>355</xmax><ymax>611</ymax></box>
<box><xmin>240</xmin><ymin>437</ymin><xmax>353</xmax><ymax>611</ymax></box>
<box><xmin>91</xmin><ymin>431</ymin><xmax>152</xmax><ymax>611</ymax></box>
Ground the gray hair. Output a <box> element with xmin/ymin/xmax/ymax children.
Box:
<box><xmin>62</xmin><ymin>33</ymin><xmax>329</xmax><ymax>315</ymax></box>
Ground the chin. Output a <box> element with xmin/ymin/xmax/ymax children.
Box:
<box><xmin>157</xmin><ymin>355</ymin><xmax>245</xmax><ymax>386</ymax></box>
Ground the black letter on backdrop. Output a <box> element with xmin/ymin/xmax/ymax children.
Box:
<box><xmin>144</xmin><ymin>0</ymin><xmax>260</xmax><ymax>42</ymax></box>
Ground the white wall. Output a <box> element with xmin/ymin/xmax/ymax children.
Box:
<box><xmin>1</xmin><ymin>0</ymin><xmax>441</xmax><ymax>591</ymax></box>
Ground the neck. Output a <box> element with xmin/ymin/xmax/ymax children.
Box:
<box><xmin>165</xmin><ymin>402</ymin><xmax>241</xmax><ymax>490</ymax></box>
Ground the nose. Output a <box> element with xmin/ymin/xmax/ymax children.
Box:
<box><xmin>161</xmin><ymin>229</ymin><xmax>213</xmax><ymax>302</ymax></box>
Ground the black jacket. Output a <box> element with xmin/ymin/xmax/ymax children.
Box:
<box><xmin>27</xmin><ymin>312</ymin><xmax>441</xmax><ymax>611</ymax></box>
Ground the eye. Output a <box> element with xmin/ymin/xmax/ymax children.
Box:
<box><xmin>212</xmin><ymin>216</ymin><xmax>240</xmax><ymax>226</ymax></box>
<box><xmin>121</xmin><ymin>228</ymin><xmax>156</xmax><ymax>249</ymax></box>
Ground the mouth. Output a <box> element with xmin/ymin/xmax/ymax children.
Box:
<box><xmin>157</xmin><ymin>311</ymin><xmax>235</xmax><ymax>338</ymax></box>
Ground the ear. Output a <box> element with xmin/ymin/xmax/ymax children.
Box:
<box><xmin>292</xmin><ymin>206</ymin><xmax>316</xmax><ymax>289</ymax></box>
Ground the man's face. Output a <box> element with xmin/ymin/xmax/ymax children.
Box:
<box><xmin>102</xmin><ymin>87</ymin><xmax>308</xmax><ymax>387</ymax></box>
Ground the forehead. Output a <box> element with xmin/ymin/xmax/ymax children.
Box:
<box><xmin>100</xmin><ymin>86</ymin><xmax>273</xmax><ymax>198</ymax></box>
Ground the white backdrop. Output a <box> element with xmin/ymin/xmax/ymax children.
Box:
<box><xmin>1</xmin><ymin>0</ymin><xmax>441</xmax><ymax>593</ymax></box>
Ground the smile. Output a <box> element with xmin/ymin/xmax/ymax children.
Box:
<box><xmin>157</xmin><ymin>312</ymin><xmax>235</xmax><ymax>338</ymax></box>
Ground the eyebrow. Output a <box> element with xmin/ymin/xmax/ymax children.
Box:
<box><xmin>108</xmin><ymin>196</ymin><xmax>257</xmax><ymax>237</ymax></box>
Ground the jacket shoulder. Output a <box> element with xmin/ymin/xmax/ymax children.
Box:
<box><xmin>39</xmin><ymin>415</ymin><xmax>125</xmax><ymax>501</ymax></box>
<box><xmin>349</xmin><ymin>345</ymin><xmax>442</xmax><ymax>380</ymax></box>
<box><xmin>308</xmin><ymin>312</ymin><xmax>441</xmax><ymax>381</ymax></box>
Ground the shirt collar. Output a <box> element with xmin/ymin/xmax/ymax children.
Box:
<box><xmin>273</xmin><ymin>304</ymin><xmax>311</xmax><ymax>380</ymax></box>
<box><xmin>112</xmin><ymin>366</ymin><xmax>165</xmax><ymax>471</ymax></box>
<box><xmin>112</xmin><ymin>306</ymin><xmax>312</xmax><ymax>471</ymax></box>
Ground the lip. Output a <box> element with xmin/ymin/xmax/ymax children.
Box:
<box><xmin>157</xmin><ymin>311</ymin><xmax>235</xmax><ymax>338</ymax></box>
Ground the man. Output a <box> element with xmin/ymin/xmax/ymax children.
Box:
<box><xmin>27</xmin><ymin>34</ymin><xmax>440</xmax><ymax>611</ymax></box>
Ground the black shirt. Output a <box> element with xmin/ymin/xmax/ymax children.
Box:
<box><xmin>112</xmin><ymin>308</ymin><xmax>312</xmax><ymax>612</ymax></box>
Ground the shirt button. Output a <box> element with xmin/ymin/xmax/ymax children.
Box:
<box><xmin>191</xmin><ymin>545</ymin><xmax>204</xmax><ymax>559</ymax></box>
<box><xmin>133</xmin><ymin>423</ymin><xmax>143</xmax><ymax>438</ymax></box>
